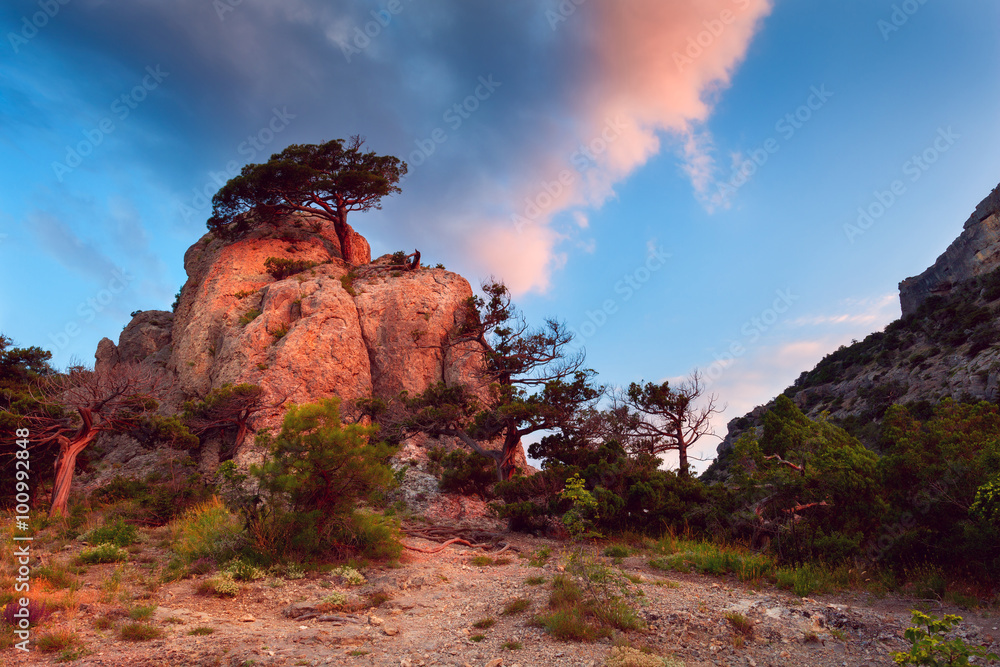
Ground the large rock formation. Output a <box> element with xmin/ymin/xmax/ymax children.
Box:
<box><xmin>95</xmin><ymin>215</ymin><xmax>525</xmax><ymax>472</ymax></box>
<box><xmin>899</xmin><ymin>182</ymin><xmax>1000</xmax><ymax>317</ymax></box>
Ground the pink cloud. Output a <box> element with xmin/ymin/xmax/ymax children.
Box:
<box><xmin>468</xmin><ymin>0</ymin><xmax>773</xmax><ymax>294</ymax></box>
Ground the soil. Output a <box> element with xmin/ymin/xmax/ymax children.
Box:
<box><xmin>5</xmin><ymin>528</ymin><xmax>999</xmax><ymax>667</ymax></box>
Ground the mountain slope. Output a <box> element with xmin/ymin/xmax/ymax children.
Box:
<box><xmin>706</xmin><ymin>180</ymin><xmax>1000</xmax><ymax>479</ymax></box>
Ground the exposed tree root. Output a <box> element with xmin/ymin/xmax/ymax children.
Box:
<box><xmin>400</xmin><ymin>523</ymin><xmax>515</xmax><ymax>555</ymax></box>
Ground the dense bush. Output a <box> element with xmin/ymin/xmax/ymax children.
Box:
<box><xmin>249</xmin><ymin>398</ymin><xmax>400</xmax><ymax>559</ymax></box>
<box><xmin>430</xmin><ymin>447</ymin><xmax>496</xmax><ymax>497</ymax></box>
<box><xmin>170</xmin><ymin>496</ymin><xmax>242</xmax><ymax>564</ymax></box>
<box><xmin>493</xmin><ymin>428</ymin><xmax>712</xmax><ymax>537</ymax></box>
<box><xmin>263</xmin><ymin>256</ymin><xmax>319</xmax><ymax>280</ymax></box>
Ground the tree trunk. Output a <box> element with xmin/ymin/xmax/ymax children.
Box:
<box><xmin>50</xmin><ymin>431</ymin><xmax>98</xmax><ymax>516</ymax></box>
<box><xmin>500</xmin><ymin>431</ymin><xmax>521</xmax><ymax>481</ymax></box>
<box><xmin>334</xmin><ymin>209</ymin><xmax>353</xmax><ymax>265</ymax></box>
<box><xmin>676</xmin><ymin>426</ymin><xmax>689</xmax><ymax>478</ymax></box>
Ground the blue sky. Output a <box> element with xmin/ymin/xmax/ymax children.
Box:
<box><xmin>2</xmin><ymin>1</ymin><xmax>999</xmax><ymax>470</ymax></box>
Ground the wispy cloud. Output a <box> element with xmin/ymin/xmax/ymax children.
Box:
<box><xmin>30</xmin><ymin>211</ymin><xmax>120</xmax><ymax>283</ymax></box>
<box><xmin>787</xmin><ymin>293</ymin><xmax>899</xmax><ymax>328</ymax></box>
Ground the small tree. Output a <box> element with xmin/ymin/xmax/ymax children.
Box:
<box><xmin>182</xmin><ymin>383</ymin><xmax>265</xmax><ymax>460</ymax></box>
<box><xmin>620</xmin><ymin>371</ymin><xmax>722</xmax><ymax>478</ymax></box>
<box><xmin>207</xmin><ymin>136</ymin><xmax>407</xmax><ymax>264</ymax></box>
<box><xmin>403</xmin><ymin>280</ymin><xmax>598</xmax><ymax>480</ymax></box>
<box><xmin>251</xmin><ymin>398</ymin><xmax>400</xmax><ymax>558</ymax></box>
<box><xmin>21</xmin><ymin>364</ymin><xmax>159</xmax><ymax>516</ymax></box>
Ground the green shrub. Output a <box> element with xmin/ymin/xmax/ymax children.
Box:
<box><xmin>340</xmin><ymin>271</ymin><xmax>357</xmax><ymax>296</ymax></box>
<box><xmin>605</xmin><ymin>646</ymin><xmax>683</xmax><ymax>667</ymax></box>
<box><xmin>78</xmin><ymin>544</ymin><xmax>129</xmax><ymax>565</ymax></box>
<box><xmin>225</xmin><ymin>558</ymin><xmax>267</xmax><ymax>582</ymax></box>
<box><xmin>725</xmin><ymin>611</ymin><xmax>754</xmax><ymax>639</ymax></box>
<box><xmin>284</xmin><ymin>563</ymin><xmax>306</xmax><ymax>580</ymax></box>
<box><xmin>36</xmin><ymin>630</ymin><xmax>80</xmax><ymax>652</ymax></box>
<box><xmin>528</xmin><ymin>547</ymin><xmax>552</xmax><ymax>567</ymax></box>
<box><xmin>90</xmin><ymin>477</ymin><xmax>149</xmax><ymax>504</ymax></box>
<box><xmin>118</xmin><ymin>623</ymin><xmax>163</xmax><ymax>641</ymax></box>
<box><xmin>127</xmin><ymin>604</ymin><xmax>157</xmax><ymax>621</ymax></box>
<box><xmin>437</xmin><ymin>449</ymin><xmax>496</xmax><ymax>497</ymax></box>
<box><xmin>84</xmin><ymin>518</ymin><xmax>138</xmax><ymax>548</ymax></box>
<box><xmin>602</xmin><ymin>545</ymin><xmax>630</xmax><ymax>558</ymax></box>
<box><xmin>893</xmin><ymin>611</ymin><xmax>999</xmax><ymax>665</ymax></box>
<box><xmin>502</xmin><ymin>598</ymin><xmax>531</xmax><ymax>615</ymax></box>
<box><xmin>330</xmin><ymin>566</ymin><xmax>365</xmax><ymax>585</ymax></box>
<box><xmin>390</xmin><ymin>251</ymin><xmax>407</xmax><ymax>265</ymax></box>
<box><xmin>239</xmin><ymin>308</ymin><xmax>262</xmax><ymax>325</ymax></box>
<box><xmin>197</xmin><ymin>573</ymin><xmax>240</xmax><ymax>597</ymax></box>
<box><xmin>264</xmin><ymin>257</ymin><xmax>318</xmax><ymax>280</ymax></box>
<box><xmin>171</xmin><ymin>496</ymin><xmax>242</xmax><ymax>564</ymax></box>
<box><xmin>188</xmin><ymin>627</ymin><xmax>215</xmax><ymax>636</ymax></box>
<box><xmin>250</xmin><ymin>398</ymin><xmax>400</xmax><ymax>559</ymax></box>
<box><xmin>472</xmin><ymin>617</ymin><xmax>496</xmax><ymax>629</ymax></box>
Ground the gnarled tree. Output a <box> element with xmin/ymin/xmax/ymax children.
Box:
<box><xmin>207</xmin><ymin>136</ymin><xmax>407</xmax><ymax>264</ymax></box>
<box><xmin>403</xmin><ymin>280</ymin><xmax>598</xmax><ymax>480</ymax></box>
<box><xmin>22</xmin><ymin>364</ymin><xmax>159</xmax><ymax>516</ymax></box>
<box><xmin>182</xmin><ymin>383</ymin><xmax>265</xmax><ymax>461</ymax></box>
<box><xmin>619</xmin><ymin>370</ymin><xmax>722</xmax><ymax>478</ymax></box>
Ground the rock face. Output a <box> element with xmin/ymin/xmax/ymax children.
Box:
<box><xmin>899</xmin><ymin>182</ymin><xmax>1000</xmax><ymax>317</ymax></box>
<box><xmin>95</xmin><ymin>215</ymin><xmax>525</xmax><ymax>471</ymax></box>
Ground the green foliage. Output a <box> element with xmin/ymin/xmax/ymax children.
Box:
<box><xmin>330</xmin><ymin>565</ymin><xmax>366</xmax><ymax>585</ymax></box>
<box><xmin>560</xmin><ymin>473</ymin><xmax>600</xmax><ymax>540</ymax></box>
<box><xmin>224</xmin><ymin>557</ymin><xmax>267</xmax><ymax>582</ymax></box>
<box><xmin>118</xmin><ymin>623</ymin><xmax>163</xmax><ymax>641</ymax></box>
<box><xmin>271</xmin><ymin>323</ymin><xmax>289</xmax><ymax>339</ymax></box>
<box><xmin>250</xmin><ymin>398</ymin><xmax>400</xmax><ymax>559</ymax></box>
<box><xmin>84</xmin><ymin>518</ymin><xmax>138</xmax><ymax>548</ymax></box>
<box><xmin>877</xmin><ymin>400</ymin><xmax>1000</xmax><ymax>575</ymax></box>
<box><xmin>263</xmin><ymin>256</ymin><xmax>319</xmax><ymax>280</ymax></box>
<box><xmin>402</xmin><ymin>279</ymin><xmax>596</xmax><ymax>481</ymax></box>
<box><xmin>0</xmin><ymin>334</ymin><xmax>55</xmax><ymax>506</ymax></box>
<box><xmin>893</xmin><ymin>611</ymin><xmax>999</xmax><ymax>666</ymax></box>
<box><xmin>390</xmin><ymin>250</ymin><xmax>407</xmax><ymax>264</ymax></box>
<box><xmin>197</xmin><ymin>573</ymin><xmax>240</xmax><ymax>597</ymax></box>
<box><xmin>239</xmin><ymin>308</ymin><xmax>262</xmax><ymax>325</ymax></box>
<box><xmin>78</xmin><ymin>543</ymin><xmax>129</xmax><ymax>565</ymax></box>
<box><xmin>207</xmin><ymin>136</ymin><xmax>407</xmax><ymax>241</ymax></box>
<box><xmin>970</xmin><ymin>475</ymin><xmax>1000</xmax><ymax>525</ymax></box>
<box><xmin>436</xmin><ymin>448</ymin><xmax>496</xmax><ymax>497</ymax></box>
<box><xmin>36</xmin><ymin>630</ymin><xmax>81</xmax><ymax>653</ymax></box>
<box><xmin>502</xmin><ymin>598</ymin><xmax>531</xmax><ymax>615</ymax></box>
<box><xmin>136</xmin><ymin>414</ymin><xmax>198</xmax><ymax>449</ymax></box>
<box><xmin>729</xmin><ymin>395</ymin><xmax>885</xmax><ymax>564</ymax></box>
<box><xmin>127</xmin><ymin>604</ymin><xmax>157</xmax><ymax>621</ymax></box>
<box><xmin>340</xmin><ymin>270</ymin><xmax>358</xmax><ymax>296</ymax></box>
<box><xmin>602</xmin><ymin>545</ymin><xmax>631</xmax><ymax>558</ymax></box>
<box><xmin>171</xmin><ymin>497</ymin><xmax>242</xmax><ymax>564</ymax></box>
<box><xmin>93</xmin><ymin>473</ymin><xmax>211</xmax><ymax>526</ymax></box>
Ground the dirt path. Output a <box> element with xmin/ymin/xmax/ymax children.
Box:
<box><xmin>6</xmin><ymin>531</ymin><xmax>999</xmax><ymax>667</ymax></box>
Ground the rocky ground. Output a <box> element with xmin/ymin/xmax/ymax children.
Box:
<box><xmin>6</xmin><ymin>527</ymin><xmax>999</xmax><ymax>667</ymax></box>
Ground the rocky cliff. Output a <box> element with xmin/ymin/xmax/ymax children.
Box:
<box><xmin>707</xmin><ymin>179</ymin><xmax>1000</xmax><ymax>480</ymax></box>
<box><xmin>898</xmin><ymin>182</ymin><xmax>1000</xmax><ymax>317</ymax></box>
<box><xmin>94</xmin><ymin>215</ymin><xmax>524</xmax><ymax>475</ymax></box>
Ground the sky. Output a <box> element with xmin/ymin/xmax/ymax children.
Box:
<box><xmin>2</xmin><ymin>0</ymin><xmax>999</xmax><ymax>472</ymax></box>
